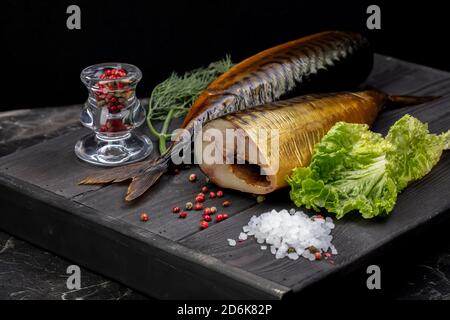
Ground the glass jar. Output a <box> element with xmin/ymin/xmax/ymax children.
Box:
<box><xmin>75</xmin><ymin>63</ymin><xmax>152</xmax><ymax>166</ymax></box>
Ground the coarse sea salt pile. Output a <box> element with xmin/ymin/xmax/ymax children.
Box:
<box><xmin>227</xmin><ymin>209</ymin><xmax>337</xmax><ymax>261</ymax></box>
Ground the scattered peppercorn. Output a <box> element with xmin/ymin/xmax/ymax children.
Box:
<box><xmin>140</xmin><ymin>212</ymin><xmax>149</xmax><ymax>222</ymax></box>
<box><xmin>172</xmin><ymin>207</ymin><xmax>181</xmax><ymax>214</ymax></box>
<box><xmin>194</xmin><ymin>203</ymin><xmax>204</xmax><ymax>211</ymax></box>
<box><xmin>256</xmin><ymin>195</ymin><xmax>266</xmax><ymax>203</ymax></box>
<box><xmin>179</xmin><ymin>211</ymin><xmax>187</xmax><ymax>219</ymax></box>
<box><xmin>210</xmin><ymin>206</ymin><xmax>217</xmax><ymax>214</ymax></box>
<box><xmin>216</xmin><ymin>190</ymin><xmax>224</xmax><ymax>198</ymax></box>
<box><xmin>309</xmin><ymin>246</ymin><xmax>319</xmax><ymax>254</ymax></box>
<box><xmin>203</xmin><ymin>207</ymin><xmax>212</xmax><ymax>216</ymax></box>
<box><xmin>185</xmin><ymin>202</ymin><xmax>193</xmax><ymax>210</ymax></box>
<box><xmin>209</xmin><ymin>192</ymin><xmax>216</xmax><ymax>199</ymax></box>
<box><xmin>189</xmin><ymin>173</ymin><xmax>197</xmax><ymax>182</ymax></box>
<box><xmin>201</xmin><ymin>186</ymin><xmax>209</xmax><ymax>193</ymax></box>
<box><xmin>222</xmin><ymin>200</ymin><xmax>231</xmax><ymax>207</ymax></box>
<box><xmin>203</xmin><ymin>215</ymin><xmax>212</xmax><ymax>222</ymax></box>
<box><xmin>195</xmin><ymin>195</ymin><xmax>205</xmax><ymax>203</ymax></box>
<box><xmin>216</xmin><ymin>214</ymin><xmax>224</xmax><ymax>222</ymax></box>
<box><xmin>200</xmin><ymin>221</ymin><xmax>209</xmax><ymax>229</ymax></box>
<box><xmin>222</xmin><ymin>213</ymin><xmax>229</xmax><ymax>220</ymax></box>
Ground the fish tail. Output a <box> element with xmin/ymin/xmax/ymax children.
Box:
<box><xmin>79</xmin><ymin>160</ymin><xmax>157</xmax><ymax>185</ymax></box>
<box><xmin>125</xmin><ymin>157</ymin><xmax>170</xmax><ymax>201</ymax></box>
<box><xmin>79</xmin><ymin>150</ymin><xmax>171</xmax><ymax>200</ymax></box>
<box><xmin>386</xmin><ymin>95</ymin><xmax>440</xmax><ymax>108</ymax></box>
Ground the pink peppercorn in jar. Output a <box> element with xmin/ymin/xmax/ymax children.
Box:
<box><xmin>75</xmin><ymin>63</ymin><xmax>152</xmax><ymax>166</ymax></box>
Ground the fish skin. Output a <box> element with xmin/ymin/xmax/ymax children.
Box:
<box><xmin>199</xmin><ymin>91</ymin><xmax>438</xmax><ymax>194</ymax></box>
<box><xmin>80</xmin><ymin>31</ymin><xmax>374</xmax><ymax>201</ymax></box>
<box><xmin>199</xmin><ymin>90</ymin><xmax>386</xmax><ymax>194</ymax></box>
<box><xmin>182</xmin><ymin>31</ymin><xmax>373</xmax><ymax>129</ymax></box>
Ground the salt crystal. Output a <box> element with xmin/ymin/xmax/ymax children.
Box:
<box><xmin>275</xmin><ymin>250</ymin><xmax>285</xmax><ymax>259</ymax></box>
<box><xmin>288</xmin><ymin>253</ymin><xmax>299</xmax><ymax>260</ymax></box>
<box><xmin>238</xmin><ymin>232</ymin><xmax>248</xmax><ymax>241</ymax></box>
<box><xmin>325</xmin><ymin>222</ymin><xmax>335</xmax><ymax>229</ymax></box>
<box><xmin>229</xmin><ymin>209</ymin><xmax>338</xmax><ymax>262</ymax></box>
<box><xmin>331</xmin><ymin>245</ymin><xmax>338</xmax><ymax>255</ymax></box>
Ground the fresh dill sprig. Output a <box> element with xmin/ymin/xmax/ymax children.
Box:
<box><xmin>146</xmin><ymin>56</ymin><xmax>233</xmax><ymax>154</ymax></box>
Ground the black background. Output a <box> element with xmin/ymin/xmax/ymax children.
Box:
<box><xmin>1</xmin><ymin>0</ymin><xmax>449</xmax><ymax>111</ymax></box>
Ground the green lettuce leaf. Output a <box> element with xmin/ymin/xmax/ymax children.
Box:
<box><xmin>386</xmin><ymin>115</ymin><xmax>449</xmax><ymax>191</ymax></box>
<box><xmin>286</xmin><ymin>115</ymin><xmax>449</xmax><ymax>219</ymax></box>
<box><xmin>286</xmin><ymin>122</ymin><xmax>397</xmax><ymax>219</ymax></box>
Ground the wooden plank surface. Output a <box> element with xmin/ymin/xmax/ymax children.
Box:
<box><xmin>0</xmin><ymin>54</ymin><xmax>449</xmax><ymax>298</ymax></box>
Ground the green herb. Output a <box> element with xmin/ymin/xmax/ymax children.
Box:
<box><xmin>286</xmin><ymin>115</ymin><xmax>449</xmax><ymax>219</ymax></box>
<box><xmin>146</xmin><ymin>56</ymin><xmax>233</xmax><ymax>154</ymax></box>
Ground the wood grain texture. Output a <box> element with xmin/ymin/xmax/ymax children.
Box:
<box><xmin>0</xmin><ymin>173</ymin><xmax>289</xmax><ymax>299</ymax></box>
<box><xmin>0</xmin><ymin>54</ymin><xmax>449</xmax><ymax>299</ymax></box>
<box><xmin>73</xmin><ymin>169</ymin><xmax>256</xmax><ymax>241</ymax></box>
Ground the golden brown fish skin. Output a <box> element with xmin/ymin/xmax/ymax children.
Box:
<box><xmin>230</xmin><ymin>90</ymin><xmax>384</xmax><ymax>167</ymax></box>
<box><xmin>182</xmin><ymin>31</ymin><xmax>372</xmax><ymax>128</ymax></box>
<box><xmin>200</xmin><ymin>90</ymin><xmax>388</xmax><ymax>194</ymax></box>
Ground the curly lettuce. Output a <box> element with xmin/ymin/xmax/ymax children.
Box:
<box><xmin>286</xmin><ymin>115</ymin><xmax>449</xmax><ymax>219</ymax></box>
<box><xmin>386</xmin><ymin>115</ymin><xmax>449</xmax><ymax>191</ymax></box>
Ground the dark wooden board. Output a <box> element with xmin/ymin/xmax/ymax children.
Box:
<box><xmin>0</xmin><ymin>55</ymin><xmax>449</xmax><ymax>299</ymax></box>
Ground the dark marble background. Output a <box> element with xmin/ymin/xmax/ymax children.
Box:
<box><xmin>0</xmin><ymin>105</ymin><xmax>449</xmax><ymax>300</ymax></box>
